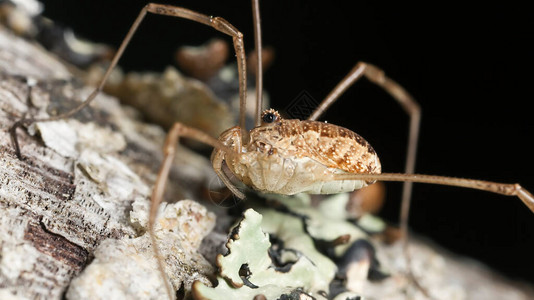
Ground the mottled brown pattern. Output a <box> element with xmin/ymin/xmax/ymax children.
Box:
<box><xmin>249</xmin><ymin>113</ymin><xmax>380</xmax><ymax>175</ymax></box>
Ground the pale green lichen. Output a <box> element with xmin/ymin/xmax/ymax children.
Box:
<box><xmin>193</xmin><ymin>209</ymin><xmax>333</xmax><ymax>299</ymax></box>
<box><xmin>216</xmin><ymin>209</ymin><xmax>271</xmax><ymax>287</ymax></box>
<box><xmin>193</xmin><ymin>192</ymin><xmax>390</xmax><ymax>299</ymax></box>
<box><xmin>256</xmin><ymin>206</ymin><xmax>338</xmax><ymax>293</ymax></box>
<box><xmin>258</xmin><ymin>193</ymin><xmax>385</xmax><ymax>256</ymax></box>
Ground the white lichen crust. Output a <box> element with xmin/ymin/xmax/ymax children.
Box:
<box><xmin>0</xmin><ymin>25</ymin><xmax>217</xmax><ymax>299</ymax></box>
<box><xmin>67</xmin><ymin>199</ymin><xmax>216</xmax><ymax>300</ymax></box>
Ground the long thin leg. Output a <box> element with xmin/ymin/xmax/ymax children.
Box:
<box><xmin>307</xmin><ymin>61</ymin><xmax>421</xmax><ymax>283</ymax></box>
<box><xmin>333</xmin><ymin>171</ymin><xmax>534</xmax><ymax>297</ymax></box>
<box><xmin>150</xmin><ymin>122</ymin><xmax>241</xmax><ymax>299</ymax></box>
<box><xmin>252</xmin><ymin>0</ymin><xmax>263</xmax><ymax>126</ymax></box>
<box><xmin>37</xmin><ymin>4</ymin><xmax>248</xmax><ymax>299</ymax></box>
<box><xmin>329</xmin><ymin>173</ymin><xmax>534</xmax><ymax>212</ymax></box>
<box><xmin>10</xmin><ymin>3</ymin><xmax>249</xmax><ymax>156</ymax></box>
<box><xmin>308</xmin><ymin>62</ymin><xmax>421</xmax><ymax>236</ymax></box>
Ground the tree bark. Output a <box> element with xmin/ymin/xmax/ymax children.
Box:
<box><xmin>0</xmin><ymin>25</ymin><xmax>216</xmax><ymax>299</ymax></box>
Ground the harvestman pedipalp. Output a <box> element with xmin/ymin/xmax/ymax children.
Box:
<box><xmin>9</xmin><ymin>1</ymin><xmax>534</xmax><ymax>299</ymax></box>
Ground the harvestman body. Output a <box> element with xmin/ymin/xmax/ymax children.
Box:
<box><xmin>9</xmin><ymin>1</ymin><xmax>534</xmax><ymax>299</ymax></box>
<box><xmin>213</xmin><ymin>109</ymin><xmax>381</xmax><ymax>197</ymax></box>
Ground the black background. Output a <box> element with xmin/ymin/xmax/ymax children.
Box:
<box><xmin>40</xmin><ymin>0</ymin><xmax>534</xmax><ymax>283</ymax></box>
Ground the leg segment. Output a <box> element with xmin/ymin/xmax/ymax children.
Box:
<box><xmin>329</xmin><ymin>173</ymin><xmax>534</xmax><ymax>212</ymax></box>
<box><xmin>10</xmin><ymin>3</ymin><xmax>249</xmax><ymax>155</ymax></box>
<box><xmin>331</xmin><ymin>171</ymin><xmax>534</xmax><ymax>293</ymax></box>
<box><xmin>212</xmin><ymin>150</ymin><xmax>246</xmax><ymax>199</ymax></box>
<box><xmin>210</xmin><ymin>126</ymin><xmax>245</xmax><ymax>199</ymax></box>
<box><xmin>150</xmin><ymin>122</ymin><xmax>241</xmax><ymax>299</ymax></box>
<box><xmin>308</xmin><ymin>62</ymin><xmax>421</xmax><ymax>268</ymax></box>
<box><xmin>251</xmin><ymin>0</ymin><xmax>264</xmax><ymax>126</ymax></box>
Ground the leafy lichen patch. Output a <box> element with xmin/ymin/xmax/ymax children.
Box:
<box><xmin>194</xmin><ymin>208</ymin><xmax>338</xmax><ymax>300</ymax></box>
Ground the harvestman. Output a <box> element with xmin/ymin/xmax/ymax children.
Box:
<box><xmin>9</xmin><ymin>1</ymin><xmax>534</xmax><ymax>299</ymax></box>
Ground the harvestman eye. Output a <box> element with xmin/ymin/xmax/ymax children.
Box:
<box><xmin>262</xmin><ymin>112</ymin><xmax>277</xmax><ymax>123</ymax></box>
